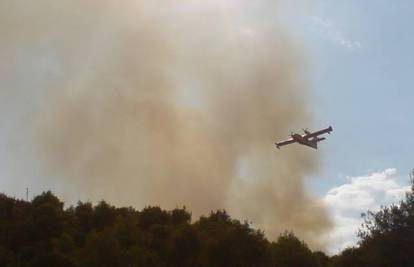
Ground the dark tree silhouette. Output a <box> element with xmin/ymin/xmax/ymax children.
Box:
<box><xmin>330</xmin><ymin>171</ymin><xmax>414</xmax><ymax>267</ymax></box>
<box><xmin>355</xmin><ymin>171</ymin><xmax>414</xmax><ymax>266</ymax></box>
<box><xmin>272</xmin><ymin>232</ymin><xmax>319</xmax><ymax>267</ymax></box>
<box><xmin>2</xmin><ymin>172</ymin><xmax>413</xmax><ymax>267</ymax></box>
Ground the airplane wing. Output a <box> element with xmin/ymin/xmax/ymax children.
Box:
<box><xmin>305</xmin><ymin>126</ymin><xmax>333</xmax><ymax>139</ymax></box>
<box><xmin>275</xmin><ymin>138</ymin><xmax>296</xmax><ymax>149</ymax></box>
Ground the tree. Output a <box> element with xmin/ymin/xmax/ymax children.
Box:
<box><xmin>79</xmin><ymin>229</ymin><xmax>122</xmax><ymax>267</ymax></box>
<box><xmin>271</xmin><ymin>232</ymin><xmax>319</xmax><ymax>267</ymax></box>
<box><xmin>0</xmin><ymin>191</ymin><xmax>341</xmax><ymax>267</ymax></box>
<box><xmin>93</xmin><ymin>201</ymin><xmax>117</xmax><ymax>229</ymax></box>
<box><xmin>355</xmin><ymin>171</ymin><xmax>414</xmax><ymax>266</ymax></box>
<box><xmin>313</xmin><ymin>251</ymin><xmax>330</xmax><ymax>267</ymax></box>
<box><xmin>167</xmin><ymin>225</ymin><xmax>200</xmax><ymax>267</ymax></box>
<box><xmin>328</xmin><ymin>247</ymin><xmax>363</xmax><ymax>267</ymax></box>
<box><xmin>29</xmin><ymin>191</ymin><xmax>65</xmax><ymax>241</ymax></box>
<box><xmin>138</xmin><ymin>206</ymin><xmax>170</xmax><ymax>230</ymax></box>
<box><xmin>0</xmin><ymin>246</ymin><xmax>15</xmax><ymax>267</ymax></box>
<box><xmin>170</xmin><ymin>207</ymin><xmax>191</xmax><ymax>225</ymax></box>
<box><xmin>196</xmin><ymin>210</ymin><xmax>272</xmax><ymax>267</ymax></box>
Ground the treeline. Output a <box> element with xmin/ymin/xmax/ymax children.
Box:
<box><xmin>330</xmin><ymin>172</ymin><xmax>414</xmax><ymax>267</ymax></box>
<box><xmin>0</xmin><ymin>192</ymin><xmax>321</xmax><ymax>267</ymax></box>
<box><xmin>0</xmin><ymin>173</ymin><xmax>413</xmax><ymax>267</ymax></box>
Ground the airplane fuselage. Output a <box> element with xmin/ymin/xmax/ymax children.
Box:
<box><xmin>291</xmin><ymin>134</ymin><xmax>318</xmax><ymax>149</ymax></box>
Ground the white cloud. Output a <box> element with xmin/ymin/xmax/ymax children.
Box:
<box><xmin>309</xmin><ymin>16</ymin><xmax>362</xmax><ymax>51</ymax></box>
<box><xmin>323</xmin><ymin>169</ymin><xmax>411</xmax><ymax>254</ymax></box>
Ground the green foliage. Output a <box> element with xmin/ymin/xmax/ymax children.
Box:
<box><xmin>272</xmin><ymin>232</ymin><xmax>319</xmax><ymax>267</ymax></box>
<box><xmin>328</xmin><ymin>247</ymin><xmax>363</xmax><ymax>267</ymax></box>
<box><xmin>0</xmin><ymin>246</ymin><xmax>14</xmax><ymax>267</ymax></box>
<box><xmin>167</xmin><ymin>225</ymin><xmax>200</xmax><ymax>266</ymax></box>
<box><xmin>0</xmin><ymin>192</ymin><xmax>327</xmax><ymax>266</ymax></box>
<box><xmin>313</xmin><ymin>251</ymin><xmax>330</xmax><ymax>267</ymax></box>
<box><xmin>195</xmin><ymin>210</ymin><xmax>272</xmax><ymax>267</ymax></box>
<box><xmin>79</xmin><ymin>229</ymin><xmax>122</xmax><ymax>267</ymax></box>
<box><xmin>5</xmin><ymin>179</ymin><xmax>414</xmax><ymax>267</ymax></box>
<box><xmin>331</xmin><ymin>171</ymin><xmax>414</xmax><ymax>267</ymax></box>
<box><xmin>138</xmin><ymin>206</ymin><xmax>170</xmax><ymax>230</ymax></box>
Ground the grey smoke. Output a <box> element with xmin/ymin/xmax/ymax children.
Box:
<box><xmin>0</xmin><ymin>0</ymin><xmax>331</xmax><ymax>249</ymax></box>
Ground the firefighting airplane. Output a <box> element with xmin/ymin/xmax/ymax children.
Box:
<box><xmin>275</xmin><ymin>126</ymin><xmax>333</xmax><ymax>150</ymax></box>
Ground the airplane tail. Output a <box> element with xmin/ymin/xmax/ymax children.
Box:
<box><xmin>309</xmin><ymin>137</ymin><xmax>325</xmax><ymax>149</ymax></box>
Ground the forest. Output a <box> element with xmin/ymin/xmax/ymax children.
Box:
<box><xmin>0</xmin><ymin>174</ymin><xmax>413</xmax><ymax>267</ymax></box>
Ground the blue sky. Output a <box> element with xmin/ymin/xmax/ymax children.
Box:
<box><xmin>280</xmin><ymin>0</ymin><xmax>414</xmax><ymax>252</ymax></box>
<box><xmin>280</xmin><ymin>0</ymin><xmax>414</xmax><ymax>191</ymax></box>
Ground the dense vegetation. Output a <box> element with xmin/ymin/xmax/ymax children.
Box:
<box><xmin>0</xmin><ymin>172</ymin><xmax>413</xmax><ymax>267</ymax></box>
<box><xmin>330</xmin><ymin>171</ymin><xmax>414</xmax><ymax>267</ymax></box>
<box><xmin>0</xmin><ymin>192</ymin><xmax>320</xmax><ymax>267</ymax></box>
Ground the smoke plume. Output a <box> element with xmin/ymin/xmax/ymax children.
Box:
<box><xmin>1</xmin><ymin>0</ymin><xmax>331</xmax><ymax>248</ymax></box>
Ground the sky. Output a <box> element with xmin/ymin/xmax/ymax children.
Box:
<box><xmin>0</xmin><ymin>0</ymin><xmax>413</xmax><ymax>254</ymax></box>
<box><xmin>291</xmin><ymin>0</ymin><xmax>414</xmax><ymax>187</ymax></box>
<box><xmin>279</xmin><ymin>0</ymin><xmax>414</xmax><ymax>252</ymax></box>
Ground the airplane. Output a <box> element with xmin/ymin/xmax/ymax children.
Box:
<box><xmin>275</xmin><ymin>126</ymin><xmax>333</xmax><ymax>150</ymax></box>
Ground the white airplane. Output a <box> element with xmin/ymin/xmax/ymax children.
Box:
<box><xmin>275</xmin><ymin>126</ymin><xmax>333</xmax><ymax>150</ymax></box>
